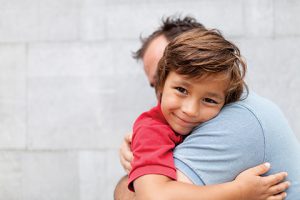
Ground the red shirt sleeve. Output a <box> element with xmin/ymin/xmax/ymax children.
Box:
<box><xmin>128</xmin><ymin>109</ymin><xmax>182</xmax><ymax>191</ymax></box>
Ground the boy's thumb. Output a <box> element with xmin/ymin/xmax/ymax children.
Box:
<box><xmin>248</xmin><ymin>163</ymin><xmax>271</xmax><ymax>176</ymax></box>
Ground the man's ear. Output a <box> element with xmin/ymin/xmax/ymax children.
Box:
<box><xmin>155</xmin><ymin>86</ymin><xmax>163</xmax><ymax>102</ymax></box>
<box><xmin>155</xmin><ymin>92</ymin><xmax>161</xmax><ymax>102</ymax></box>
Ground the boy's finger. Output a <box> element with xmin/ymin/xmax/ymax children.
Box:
<box><xmin>266</xmin><ymin>192</ymin><xmax>287</xmax><ymax>200</ymax></box>
<box><xmin>269</xmin><ymin>181</ymin><xmax>290</xmax><ymax>195</ymax></box>
<box><xmin>246</xmin><ymin>162</ymin><xmax>271</xmax><ymax>176</ymax></box>
<box><xmin>263</xmin><ymin>172</ymin><xmax>288</xmax><ymax>186</ymax></box>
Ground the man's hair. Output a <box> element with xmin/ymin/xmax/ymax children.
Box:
<box><xmin>133</xmin><ymin>16</ymin><xmax>206</xmax><ymax>60</ymax></box>
<box><xmin>155</xmin><ymin>28</ymin><xmax>248</xmax><ymax>104</ymax></box>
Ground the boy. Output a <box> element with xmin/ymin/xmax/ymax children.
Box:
<box><xmin>128</xmin><ymin>28</ymin><xmax>289</xmax><ymax>200</ymax></box>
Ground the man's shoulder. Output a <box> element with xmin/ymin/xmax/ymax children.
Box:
<box><xmin>203</xmin><ymin>101</ymin><xmax>261</xmax><ymax>130</ymax></box>
<box><xmin>208</xmin><ymin>92</ymin><xmax>278</xmax><ymax>126</ymax></box>
<box><xmin>192</xmin><ymin>92</ymin><xmax>267</xmax><ymax>140</ymax></box>
<box><xmin>174</xmin><ymin>93</ymin><xmax>267</xmax><ymax>185</ymax></box>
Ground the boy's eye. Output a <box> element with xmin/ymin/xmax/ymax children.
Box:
<box><xmin>175</xmin><ymin>87</ymin><xmax>188</xmax><ymax>95</ymax></box>
<box><xmin>203</xmin><ymin>98</ymin><xmax>218</xmax><ymax>104</ymax></box>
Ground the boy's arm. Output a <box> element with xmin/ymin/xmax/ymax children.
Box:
<box><xmin>135</xmin><ymin>174</ymin><xmax>240</xmax><ymax>200</ymax></box>
<box><xmin>134</xmin><ymin>163</ymin><xmax>289</xmax><ymax>200</ymax></box>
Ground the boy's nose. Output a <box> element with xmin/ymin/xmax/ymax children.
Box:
<box><xmin>181</xmin><ymin>100</ymin><xmax>199</xmax><ymax>118</ymax></box>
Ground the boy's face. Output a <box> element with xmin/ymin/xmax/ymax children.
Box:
<box><xmin>160</xmin><ymin>71</ymin><xmax>229</xmax><ymax>135</ymax></box>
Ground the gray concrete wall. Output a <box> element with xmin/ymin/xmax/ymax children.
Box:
<box><xmin>0</xmin><ymin>0</ymin><xmax>299</xmax><ymax>199</ymax></box>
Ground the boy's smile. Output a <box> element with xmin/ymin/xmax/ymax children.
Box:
<box><xmin>169</xmin><ymin>112</ymin><xmax>199</xmax><ymax>134</ymax></box>
<box><xmin>160</xmin><ymin>71</ymin><xmax>229</xmax><ymax>135</ymax></box>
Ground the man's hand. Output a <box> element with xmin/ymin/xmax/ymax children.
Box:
<box><xmin>119</xmin><ymin>133</ymin><xmax>133</xmax><ymax>174</ymax></box>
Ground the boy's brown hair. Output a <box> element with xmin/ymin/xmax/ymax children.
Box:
<box><xmin>155</xmin><ymin>28</ymin><xmax>248</xmax><ymax>104</ymax></box>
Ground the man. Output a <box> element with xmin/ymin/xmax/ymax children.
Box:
<box><xmin>114</xmin><ymin>16</ymin><xmax>300</xmax><ymax>200</ymax></box>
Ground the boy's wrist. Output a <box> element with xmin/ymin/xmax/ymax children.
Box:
<box><xmin>231</xmin><ymin>180</ymin><xmax>245</xmax><ymax>200</ymax></box>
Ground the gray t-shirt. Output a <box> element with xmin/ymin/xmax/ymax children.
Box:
<box><xmin>174</xmin><ymin>92</ymin><xmax>300</xmax><ymax>199</ymax></box>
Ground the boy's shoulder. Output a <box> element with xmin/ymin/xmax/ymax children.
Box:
<box><xmin>133</xmin><ymin>104</ymin><xmax>169</xmax><ymax>131</ymax></box>
<box><xmin>132</xmin><ymin>105</ymin><xmax>182</xmax><ymax>144</ymax></box>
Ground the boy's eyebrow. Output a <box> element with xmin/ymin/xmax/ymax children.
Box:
<box><xmin>173</xmin><ymin>79</ymin><xmax>192</xmax><ymax>87</ymax></box>
<box><xmin>173</xmin><ymin>79</ymin><xmax>225</xmax><ymax>100</ymax></box>
<box><xmin>205</xmin><ymin>92</ymin><xmax>225</xmax><ymax>101</ymax></box>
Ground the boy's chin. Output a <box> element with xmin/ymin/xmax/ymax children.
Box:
<box><xmin>175</xmin><ymin>129</ymin><xmax>191</xmax><ymax>136</ymax></box>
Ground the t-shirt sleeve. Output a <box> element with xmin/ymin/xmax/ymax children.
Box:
<box><xmin>128</xmin><ymin>119</ymin><xmax>179</xmax><ymax>191</ymax></box>
<box><xmin>173</xmin><ymin>104</ymin><xmax>265</xmax><ymax>185</ymax></box>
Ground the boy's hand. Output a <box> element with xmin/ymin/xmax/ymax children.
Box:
<box><xmin>235</xmin><ymin>163</ymin><xmax>290</xmax><ymax>200</ymax></box>
<box><xmin>119</xmin><ymin>132</ymin><xmax>133</xmax><ymax>174</ymax></box>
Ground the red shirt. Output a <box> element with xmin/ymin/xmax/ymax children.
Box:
<box><xmin>128</xmin><ymin>104</ymin><xmax>183</xmax><ymax>191</ymax></box>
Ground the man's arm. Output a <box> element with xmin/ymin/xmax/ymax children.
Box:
<box><xmin>114</xmin><ymin>175</ymin><xmax>135</xmax><ymax>200</ymax></box>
